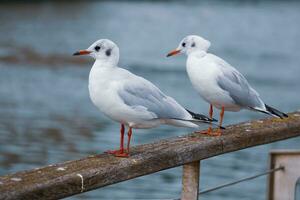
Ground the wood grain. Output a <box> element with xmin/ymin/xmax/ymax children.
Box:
<box><xmin>1</xmin><ymin>112</ymin><xmax>300</xmax><ymax>200</ymax></box>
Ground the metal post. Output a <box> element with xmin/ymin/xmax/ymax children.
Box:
<box><xmin>181</xmin><ymin>161</ymin><xmax>200</xmax><ymax>200</ymax></box>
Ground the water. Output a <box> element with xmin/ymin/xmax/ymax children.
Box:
<box><xmin>0</xmin><ymin>1</ymin><xmax>300</xmax><ymax>199</ymax></box>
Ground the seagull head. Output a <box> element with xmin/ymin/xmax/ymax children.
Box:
<box><xmin>167</xmin><ymin>35</ymin><xmax>211</xmax><ymax>57</ymax></box>
<box><xmin>73</xmin><ymin>39</ymin><xmax>120</xmax><ymax>65</ymax></box>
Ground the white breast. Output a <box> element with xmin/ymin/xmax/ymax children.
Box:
<box><xmin>88</xmin><ymin>66</ymin><xmax>125</xmax><ymax>121</ymax></box>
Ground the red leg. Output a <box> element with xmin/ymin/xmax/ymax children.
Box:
<box><xmin>218</xmin><ymin>107</ymin><xmax>225</xmax><ymax>134</ymax></box>
<box><xmin>208</xmin><ymin>106</ymin><xmax>224</xmax><ymax>136</ymax></box>
<box><xmin>207</xmin><ymin>104</ymin><xmax>213</xmax><ymax>133</ymax></box>
<box><xmin>209</xmin><ymin>104</ymin><xmax>213</xmax><ymax>119</ymax></box>
<box><xmin>127</xmin><ymin>127</ymin><xmax>133</xmax><ymax>154</ymax></box>
<box><xmin>105</xmin><ymin>124</ymin><xmax>125</xmax><ymax>155</ymax></box>
<box><xmin>120</xmin><ymin>124</ymin><xmax>125</xmax><ymax>152</ymax></box>
<box><xmin>196</xmin><ymin>106</ymin><xmax>224</xmax><ymax>136</ymax></box>
<box><xmin>115</xmin><ymin>127</ymin><xmax>132</xmax><ymax>157</ymax></box>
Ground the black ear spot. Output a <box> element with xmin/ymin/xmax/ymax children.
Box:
<box><xmin>105</xmin><ymin>49</ymin><xmax>112</xmax><ymax>56</ymax></box>
<box><xmin>191</xmin><ymin>42</ymin><xmax>196</xmax><ymax>47</ymax></box>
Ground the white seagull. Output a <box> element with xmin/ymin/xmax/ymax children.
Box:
<box><xmin>73</xmin><ymin>39</ymin><xmax>220</xmax><ymax>157</ymax></box>
<box><xmin>167</xmin><ymin>35</ymin><xmax>288</xmax><ymax>136</ymax></box>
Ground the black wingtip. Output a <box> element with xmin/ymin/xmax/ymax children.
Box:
<box><xmin>220</xmin><ymin>126</ymin><xmax>226</xmax><ymax>130</ymax></box>
<box><xmin>186</xmin><ymin>109</ymin><xmax>216</xmax><ymax>122</ymax></box>
<box><xmin>283</xmin><ymin>113</ymin><xmax>289</xmax><ymax>118</ymax></box>
<box><xmin>265</xmin><ymin>104</ymin><xmax>288</xmax><ymax>119</ymax></box>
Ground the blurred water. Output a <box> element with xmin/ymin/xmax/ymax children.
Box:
<box><xmin>0</xmin><ymin>1</ymin><xmax>300</xmax><ymax>200</ymax></box>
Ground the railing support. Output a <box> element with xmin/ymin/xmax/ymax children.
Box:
<box><xmin>268</xmin><ymin>150</ymin><xmax>300</xmax><ymax>200</ymax></box>
<box><xmin>181</xmin><ymin>161</ymin><xmax>200</xmax><ymax>200</ymax></box>
<box><xmin>1</xmin><ymin>112</ymin><xmax>300</xmax><ymax>200</ymax></box>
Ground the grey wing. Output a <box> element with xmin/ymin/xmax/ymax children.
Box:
<box><xmin>216</xmin><ymin>58</ymin><xmax>265</xmax><ymax>109</ymax></box>
<box><xmin>118</xmin><ymin>77</ymin><xmax>190</xmax><ymax>120</ymax></box>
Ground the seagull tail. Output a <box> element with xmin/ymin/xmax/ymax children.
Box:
<box><xmin>265</xmin><ymin>104</ymin><xmax>288</xmax><ymax>119</ymax></box>
<box><xmin>170</xmin><ymin>118</ymin><xmax>225</xmax><ymax>129</ymax></box>
<box><xmin>184</xmin><ymin>109</ymin><xmax>225</xmax><ymax>129</ymax></box>
<box><xmin>251</xmin><ymin>104</ymin><xmax>288</xmax><ymax>119</ymax></box>
<box><xmin>185</xmin><ymin>109</ymin><xmax>218</xmax><ymax>122</ymax></box>
<box><xmin>191</xmin><ymin>119</ymin><xmax>225</xmax><ymax>129</ymax></box>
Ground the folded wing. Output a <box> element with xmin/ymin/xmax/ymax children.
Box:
<box><xmin>214</xmin><ymin>56</ymin><xmax>265</xmax><ymax>110</ymax></box>
<box><xmin>118</xmin><ymin>76</ymin><xmax>191</xmax><ymax>120</ymax></box>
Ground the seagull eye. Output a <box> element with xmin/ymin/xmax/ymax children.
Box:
<box><xmin>94</xmin><ymin>46</ymin><xmax>101</xmax><ymax>51</ymax></box>
<box><xmin>182</xmin><ymin>42</ymin><xmax>186</xmax><ymax>47</ymax></box>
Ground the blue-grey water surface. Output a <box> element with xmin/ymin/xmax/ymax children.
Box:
<box><xmin>0</xmin><ymin>1</ymin><xmax>300</xmax><ymax>200</ymax></box>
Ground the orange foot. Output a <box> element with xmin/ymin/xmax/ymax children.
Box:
<box><xmin>105</xmin><ymin>149</ymin><xmax>129</xmax><ymax>157</ymax></box>
<box><xmin>114</xmin><ymin>152</ymin><xmax>130</xmax><ymax>158</ymax></box>
<box><xmin>195</xmin><ymin>128</ymin><xmax>222</xmax><ymax>136</ymax></box>
<box><xmin>207</xmin><ymin>131</ymin><xmax>222</xmax><ymax>136</ymax></box>
<box><xmin>105</xmin><ymin>149</ymin><xmax>127</xmax><ymax>154</ymax></box>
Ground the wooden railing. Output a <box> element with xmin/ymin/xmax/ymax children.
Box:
<box><xmin>1</xmin><ymin>111</ymin><xmax>300</xmax><ymax>200</ymax></box>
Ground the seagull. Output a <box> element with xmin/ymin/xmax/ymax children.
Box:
<box><xmin>167</xmin><ymin>35</ymin><xmax>288</xmax><ymax>136</ymax></box>
<box><xmin>73</xmin><ymin>39</ymin><xmax>220</xmax><ymax>157</ymax></box>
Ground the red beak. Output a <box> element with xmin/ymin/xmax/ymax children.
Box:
<box><xmin>73</xmin><ymin>50</ymin><xmax>92</xmax><ymax>56</ymax></box>
<box><xmin>166</xmin><ymin>49</ymin><xmax>181</xmax><ymax>57</ymax></box>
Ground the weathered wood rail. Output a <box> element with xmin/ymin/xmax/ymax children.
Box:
<box><xmin>1</xmin><ymin>111</ymin><xmax>300</xmax><ymax>200</ymax></box>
